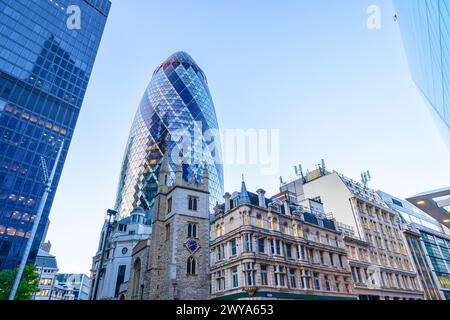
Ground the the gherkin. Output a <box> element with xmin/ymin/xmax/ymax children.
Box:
<box><xmin>115</xmin><ymin>52</ymin><xmax>224</xmax><ymax>220</ymax></box>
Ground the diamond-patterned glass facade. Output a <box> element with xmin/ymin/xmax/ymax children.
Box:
<box><xmin>115</xmin><ymin>52</ymin><xmax>224</xmax><ymax>219</ymax></box>
<box><xmin>394</xmin><ymin>0</ymin><xmax>450</xmax><ymax>145</ymax></box>
<box><xmin>0</xmin><ymin>0</ymin><xmax>110</xmax><ymax>270</ymax></box>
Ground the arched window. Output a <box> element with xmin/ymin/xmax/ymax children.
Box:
<box><xmin>243</xmin><ymin>211</ymin><xmax>250</xmax><ymax>225</ymax></box>
<box><xmin>187</xmin><ymin>257</ymin><xmax>196</xmax><ymax>275</ymax></box>
<box><xmin>216</xmin><ymin>224</ymin><xmax>221</xmax><ymax>238</ymax></box>
<box><xmin>293</xmin><ymin>224</ymin><xmax>298</xmax><ymax>237</ymax></box>
<box><xmin>229</xmin><ymin>217</ymin><xmax>235</xmax><ymax>231</ymax></box>
<box><xmin>283</xmin><ymin>222</ymin><xmax>289</xmax><ymax>235</ymax></box>
<box><xmin>304</xmin><ymin>228</ymin><xmax>310</xmax><ymax>240</ymax></box>
<box><xmin>273</xmin><ymin>218</ymin><xmax>279</xmax><ymax>231</ymax></box>
<box><xmin>256</xmin><ymin>214</ymin><xmax>263</xmax><ymax>228</ymax></box>
<box><xmin>131</xmin><ymin>258</ymin><xmax>141</xmax><ymax>299</ymax></box>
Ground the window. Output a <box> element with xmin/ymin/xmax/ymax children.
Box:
<box><xmin>319</xmin><ymin>251</ymin><xmax>325</xmax><ymax>265</ymax></box>
<box><xmin>286</xmin><ymin>243</ymin><xmax>292</xmax><ymax>259</ymax></box>
<box><xmin>244</xmin><ymin>234</ymin><xmax>253</xmax><ymax>253</ymax></box>
<box><xmin>256</xmin><ymin>214</ymin><xmax>263</xmax><ymax>228</ymax></box>
<box><xmin>329</xmin><ymin>253</ymin><xmax>335</xmax><ymax>266</ymax></box>
<box><xmin>270</xmin><ymin>239</ymin><xmax>275</xmax><ymax>255</ymax></box>
<box><xmin>165</xmin><ymin>224</ymin><xmax>170</xmax><ymax>241</ymax></box>
<box><xmin>216</xmin><ymin>270</ymin><xmax>226</xmax><ymax>291</ymax></box>
<box><xmin>338</xmin><ymin>255</ymin><xmax>344</xmax><ymax>268</ymax></box>
<box><xmin>273</xmin><ymin>218</ymin><xmax>279</xmax><ymax>231</ymax></box>
<box><xmin>244</xmin><ymin>263</ymin><xmax>255</xmax><ymax>286</ymax></box>
<box><xmin>188</xmin><ymin>196</ymin><xmax>198</xmax><ymax>211</ymax></box>
<box><xmin>300</xmin><ymin>245</ymin><xmax>306</xmax><ymax>261</ymax></box>
<box><xmin>260</xmin><ymin>265</ymin><xmax>268</xmax><ymax>286</ymax></box>
<box><xmin>289</xmin><ymin>269</ymin><xmax>297</xmax><ymax>288</ymax></box>
<box><xmin>273</xmin><ymin>266</ymin><xmax>286</xmax><ymax>287</ymax></box>
<box><xmin>229</xmin><ymin>217</ymin><xmax>235</xmax><ymax>231</ymax></box>
<box><xmin>301</xmin><ymin>270</ymin><xmax>311</xmax><ymax>289</ymax></box>
<box><xmin>188</xmin><ymin>223</ymin><xmax>197</xmax><ymax>238</ymax></box>
<box><xmin>187</xmin><ymin>257</ymin><xmax>196</xmax><ymax>275</ymax></box>
<box><xmin>258</xmin><ymin>238</ymin><xmax>265</xmax><ymax>254</ymax></box>
<box><xmin>283</xmin><ymin>222</ymin><xmax>289</xmax><ymax>235</ymax></box>
<box><xmin>324</xmin><ymin>275</ymin><xmax>331</xmax><ymax>291</ymax></box>
<box><xmin>232</xmin><ymin>267</ymin><xmax>239</xmax><ymax>288</ymax></box>
<box><xmin>230</xmin><ymin>239</ymin><xmax>237</xmax><ymax>256</ymax></box>
<box><xmin>115</xmin><ymin>265</ymin><xmax>126</xmax><ymax>297</ymax></box>
<box><xmin>216</xmin><ymin>224</ymin><xmax>221</xmax><ymax>238</ymax></box>
<box><xmin>243</xmin><ymin>211</ymin><xmax>250</xmax><ymax>225</ymax></box>
<box><xmin>167</xmin><ymin>197</ymin><xmax>172</xmax><ymax>213</ymax></box>
<box><xmin>276</xmin><ymin>240</ymin><xmax>282</xmax><ymax>255</ymax></box>
<box><xmin>313</xmin><ymin>273</ymin><xmax>321</xmax><ymax>290</ymax></box>
<box><xmin>335</xmin><ymin>276</ymin><xmax>341</xmax><ymax>292</ymax></box>
<box><xmin>216</xmin><ymin>245</ymin><xmax>224</xmax><ymax>261</ymax></box>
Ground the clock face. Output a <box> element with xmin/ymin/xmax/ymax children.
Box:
<box><xmin>187</xmin><ymin>239</ymin><xmax>198</xmax><ymax>252</ymax></box>
<box><xmin>121</xmin><ymin>247</ymin><xmax>128</xmax><ymax>255</ymax></box>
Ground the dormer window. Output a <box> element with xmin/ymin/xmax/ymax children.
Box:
<box><xmin>188</xmin><ymin>196</ymin><xmax>198</xmax><ymax>211</ymax></box>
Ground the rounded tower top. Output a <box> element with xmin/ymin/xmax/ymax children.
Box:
<box><xmin>164</xmin><ymin>51</ymin><xmax>198</xmax><ymax>66</ymax></box>
<box><xmin>131</xmin><ymin>207</ymin><xmax>145</xmax><ymax>216</ymax></box>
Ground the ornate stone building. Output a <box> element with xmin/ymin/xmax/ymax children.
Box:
<box><xmin>210</xmin><ymin>180</ymin><xmax>357</xmax><ymax>300</ymax></box>
<box><xmin>281</xmin><ymin>164</ymin><xmax>424</xmax><ymax>300</ymax></box>
<box><xmin>129</xmin><ymin>156</ymin><xmax>211</xmax><ymax>300</ymax></box>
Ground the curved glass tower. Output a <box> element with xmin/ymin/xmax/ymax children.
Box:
<box><xmin>115</xmin><ymin>52</ymin><xmax>224</xmax><ymax>219</ymax></box>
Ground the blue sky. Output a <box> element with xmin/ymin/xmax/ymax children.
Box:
<box><xmin>46</xmin><ymin>0</ymin><xmax>450</xmax><ymax>274</ymax></box>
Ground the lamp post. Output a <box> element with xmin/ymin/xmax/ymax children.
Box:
<box><xmin>91</xmin><ymin>209</ymin><xmax>117</xmax><ymax>300</ymax></box>
<box><xmin>9</xmin><ymin>140</ymin><xmax>65</xmax><ymax>300</ymax></box>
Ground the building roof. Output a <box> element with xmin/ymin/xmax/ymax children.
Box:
<box><xmin>406</xmin><ymin>187</ymin><xmax>450</xmax><ymax>229</ymax></box>
<box><xmin>35</xmin><ymin>249</ymin><xmax>58</xmax><ymax>269</ymax></box>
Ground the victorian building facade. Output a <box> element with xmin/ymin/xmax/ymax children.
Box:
<box><xmin>210</xmin><ymin>180</ymin><xmax>357</xmax><ymax>300</ymax></box>
<box><xmin>281</xmin><ymin>165</ymin><xmax>424</xmax><ymax>300</ymax></box>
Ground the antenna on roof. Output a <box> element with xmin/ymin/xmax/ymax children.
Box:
<box><xmin>361</xmin><ymin>170</ymin><xmax>372</xmax><ymax>188</ymax></box>
<box><xmin>321</xmin><ymin>159</ymin><xmax>326</xmax><ymax>174</ymax></box>
<box><xmin>280</xmin><ymin>176</ymin><xmax>285</xmax><ymax>185</ymax></box>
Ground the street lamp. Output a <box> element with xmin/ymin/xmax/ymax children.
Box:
<box><xmin>91</xmin><ymin>208</ymin><xmax>117</xmax><ymax>300</ymax></box>
<box><xmin>8</xmin><ymin>140</ymin><xmax>65</xmax><ymax>301</ymax></box>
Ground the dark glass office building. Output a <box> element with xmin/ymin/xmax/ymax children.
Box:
<box><xmin>115</xmin><ymin>51</ymin><xmax>224</xmax><ymax>219</ymax></box>
<box><xmin>394</xmin><ymin>0</ymin><xmax>450</xmax><ymax>146</ymax></box>
<box><xmin>0</xmin><ymin>0</ymin><xmax>110</xmax><ymax>270</ymax></box>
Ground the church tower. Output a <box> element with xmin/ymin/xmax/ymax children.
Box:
<box><xmin>143</xmin><ymin>155</ymin><xmax>211</xmax><ymax>300</ymax></box>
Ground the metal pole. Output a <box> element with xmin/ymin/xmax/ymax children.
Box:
<box><xmin>9</xmin><ymin>140</ymin><xmax>64</xmax><ymax>300</ymax></box>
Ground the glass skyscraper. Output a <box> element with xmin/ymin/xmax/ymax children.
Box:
<box><xmin>0</xmin><ymin>0</ymin><xmax>110</xmax><ymax>270</ymax></box>
<box><xmin>115</xmin><ymin>51</ymin><xmax>224</xmax><ymax>219</ymax></box>
<box><xmin>394</xmin><ymin>0</ymin><xmax>450</xmax><ymax>146</ymax></box>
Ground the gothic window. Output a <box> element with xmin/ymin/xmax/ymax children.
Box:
<box><xmin>165</xmin><ymin>224</ymin><xmax>170</xmax><ymax>241</ymax></box>
<box><xmin>187</xmin><ymin>257</ymin><xmax>196</xmax><ymax>275</ymax></box>
<box><xmin>188</xmin><ymin>196</ymin><xmax>198</xmax><ymax>211</ymax></box>
<box><xmin>167</xmin><ymin>197</ymin><xmax>172</xmax><ymax>214</ymax></box>
<box><xmin>188</xmin><ymin>223</ymin><xmax>198</xmax><ymax>238</ymax></box>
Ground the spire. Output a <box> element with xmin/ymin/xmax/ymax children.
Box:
<box><xmin>158</xmin><ymin>151</ymin><xmax>170</xmax><ymax>191</ymax></box>
<box><xmin>201</xmin><ymin>162</ymin><xmax>209</xmax><ymax>190</ymax></box>
<box><xmin>175</xmin><ymin>160</ymin><xmax>183</xmax><ymax>185</ymax></box>
<box><xmin>239</xmin><ymin>175</ymin><xmax>250</xmax><ymax>204</ymax></box>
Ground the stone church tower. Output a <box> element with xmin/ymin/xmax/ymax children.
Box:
<box><xmin>143</xmin><ymin>155</ymin><xmax>211</xmax><ymax>300</ymax></box>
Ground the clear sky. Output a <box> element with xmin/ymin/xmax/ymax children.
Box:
<box><xmin>46</xmin><ymin>0</ymin><xmax>450</xmax><ymax>274</ymax></box>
